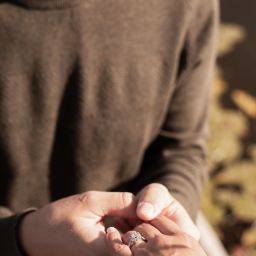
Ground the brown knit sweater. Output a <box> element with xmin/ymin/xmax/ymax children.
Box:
<box><xmin>0</xmin><ymin>0</ymin><xmax>218</xmax><ymax>254</ymax></box>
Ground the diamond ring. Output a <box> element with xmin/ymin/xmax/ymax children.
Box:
<box><xmin>127</xmin><ymin>231</ymin><xmax>147</xmax><ymax>247</ymax></box>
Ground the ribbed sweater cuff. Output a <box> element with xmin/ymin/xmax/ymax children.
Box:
<box><xmin>0</xmin><ymin>208</ymin><xmax>37</xmax><ymax>256</ymax></box>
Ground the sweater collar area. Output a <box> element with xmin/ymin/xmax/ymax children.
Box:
<box><xmin>12</xmin><ymin>0</ymin><xmax>85</xmax><ymax>10</ymax></box>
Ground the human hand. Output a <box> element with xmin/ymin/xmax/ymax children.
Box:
<box><xmin>106</xmin><ymin>216</ymin><xmax>206</xmax><ymax>256</ymax></box>
<box><xmin>19</xmin><ymin>191</ymin><xmax>137</xmax><ymax>256</ymax></box>
<box><xmin>136</xmin><ymin>183</ymin><xmax>200</xmax><ymax>240</ymax></box>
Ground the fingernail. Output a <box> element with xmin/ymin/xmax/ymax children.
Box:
<box><xmin>138</xmin><ymin>203</ymin><xmax>155</xmax><ymax>219</ymax></box>
<box><xmin>107</xmin><ymin>227</ymin><xmax>116</xmax><ymax>234</ymax></box>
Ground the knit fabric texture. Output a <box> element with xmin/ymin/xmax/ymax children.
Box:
<box><xmin>0</xmin><ymin>0</ymin><xmax>218</xmax><ymax>254</ymax></box>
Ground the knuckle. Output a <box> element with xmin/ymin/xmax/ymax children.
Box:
<box><xmin>154</xmin><ymin>235</ymin><xmax>162</xmax><ymax>245</ymax></box>
<box><xmin>153</xmin><ymin>234</ymin><xmax>164</xmax><ymax>246</ymax></box>
<box><xmin>120</xmin><ymin>192</ymin><xmax>134</xmax><ymax>207</ymax></box>
<box><xmin>177</xmin><ymin>232</ymin><xmax>193</xmax><ymax>248</ymax></box>
<box><xmin>77</xmin><ymin>191</ymin><xmax>96</xmax><ymax>204</ymax></box>
<box><xmin>113</xmin><ymin>243</ymin><xmax>127</xmax><ymax>255</ymax></box>
<box><xmin>136</xmin><ymin>222</ymin><xmax>149</xmax><ymax>230</ymax></box>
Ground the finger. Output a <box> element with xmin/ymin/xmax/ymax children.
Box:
<box><xmin>78</xmin><ymin>191</ymin><xmax>137</xmax><ymax>219</ymax></box>
<box><xmin>162</xmin><ymin>231</ymin><xmax>196</xmax><ymax>249</ymax></box>
<box><xmin>134</xmin><ymin>223</ymin><xmax>161</xmax><ymax>240</ymax></box>
<box><xmin>136</xmin><ymin>185</ymin><xmax>200</xmax><ymax>241</ymax></box>
<box><xmin>163</xmin><ymin>199</ymin><xmax>200</xmax><ymax>241</ymax></box>
<box><xmin>106</xmin><ymin>227</ymin><xmax>132</xmax><ymax>256</ymax></box>
<box><xmin>123</xmin><ymin>224</ymin><xmax>161</xmax><ymax>254</ymax></box>
<box><xmin>150</xmin><ymin>216</ymin><xmax>181</xmax><ymax>235</ymax></box>
<box><xmin>136</xmin><ymin>183</ymin><xmax>171</xmax><ymax>221</ymax></box>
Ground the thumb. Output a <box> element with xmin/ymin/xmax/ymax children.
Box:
<box><xmin>80</xmin><ymin>191</ymin><xmax>137</xmax><ymax>219</ymax></box>
<box><xmin>135</xmin><ymin>184</ymin><xmax>200</xmax><ymax>241</ymax></box>
<box><xmin>136</xmin><ymin>183</ymin><xmax>171</xmax><ymax>221</ymax></box>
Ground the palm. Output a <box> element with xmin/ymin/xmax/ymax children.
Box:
<box><xmin>79</xmin><ymin>218</ymin><xmax>107</xmax><ymax>256</ymax></box>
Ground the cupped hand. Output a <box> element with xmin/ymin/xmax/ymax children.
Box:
<box><xmin>136</xmin><ymin>183</ymin><xmax>200</xmax><ymax>240</ymax></box>
<box><xmin>106</xmin><ymin>216</ymin><xmax>206</xmax><ymax>256</ymax></box>
<box><xmin>19</xmin><ymin>191</ymin><xmax>137</xmax><ymax>256</ymax></box>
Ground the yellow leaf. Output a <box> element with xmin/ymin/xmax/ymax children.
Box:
<box><xmin>213</xmin><ymin>77</ymin><xmax>227</xmax><ymax>100</ymax></box>
<box><xmin>232</xmin><ymin>90</ymin><xmax>256</xmax><ymax>118</ymax></box>
<box><xmin>242</xmin><ymin>225</ymin><xmax>256</xmax><ymax>247</ymax></box>
<box><xmin>218</xmin><ymin>23</ymin><xmax>246</xmax><ymax>57</ymax></box>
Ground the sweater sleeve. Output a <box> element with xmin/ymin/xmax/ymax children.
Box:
<box><xmin>0</xmin><ymin>208</ymin><xmax>36</xmax><ymax>256</ymax></box>
<box><xmin>127</xmin><ymin>0</ymin><xmax>219</xmax><ymax>221</ymax></box>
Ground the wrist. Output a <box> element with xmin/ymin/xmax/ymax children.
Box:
<box><xmin>16</xmin><ymin>209</ymin><xmax>37</xmax><ymax>256</ymax></box>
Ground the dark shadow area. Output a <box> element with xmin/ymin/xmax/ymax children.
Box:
<box><xmin>49</xmin><ymin>65</ymin><xmax>80</xmax><ymax>201</ymax></box>
<box><xmin>0</xmin><ymin>149</ymin><xmax>13</xmax><ymax>206</ymax></box>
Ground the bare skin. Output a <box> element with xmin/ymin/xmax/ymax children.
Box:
<box><xmin>118</xmin><ymin>183</ymin><xmax>199</xmax><ymax>241</ymax></box>
<box><xmin>106</xmin><ymin>216</ymin><xmax>206</xmax><ymax>256</ymax></box>
<box><xmin>137</xmin><ymin>183</ymin><xmax>200</xmax><ymax>241</ymax></box>
<box><xmin>20</xmin><ymin>191</ymin><xmax>137</xmax><ymax>256</ymax></box>
<box><xmin>19</xmin><ymin>183</ymin><xmax>199</xmax><ymax>255</ymax></box>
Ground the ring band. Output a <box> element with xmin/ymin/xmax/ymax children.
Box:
<box><xmin>127</xmin><ymin>231</ymin><xmax>147</xmax><ymax>247</ymax></box>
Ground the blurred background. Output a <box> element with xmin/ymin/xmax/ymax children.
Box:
<box><xmin>201</xmin><ymin>1</ymin><xmax>256</xmax><ymax>255</ymax></box>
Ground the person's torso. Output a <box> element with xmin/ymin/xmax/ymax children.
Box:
<box><xmin>0</xmin><ymin>0</ymin><xmax>190</xmax><ymax>211</ymax></box>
